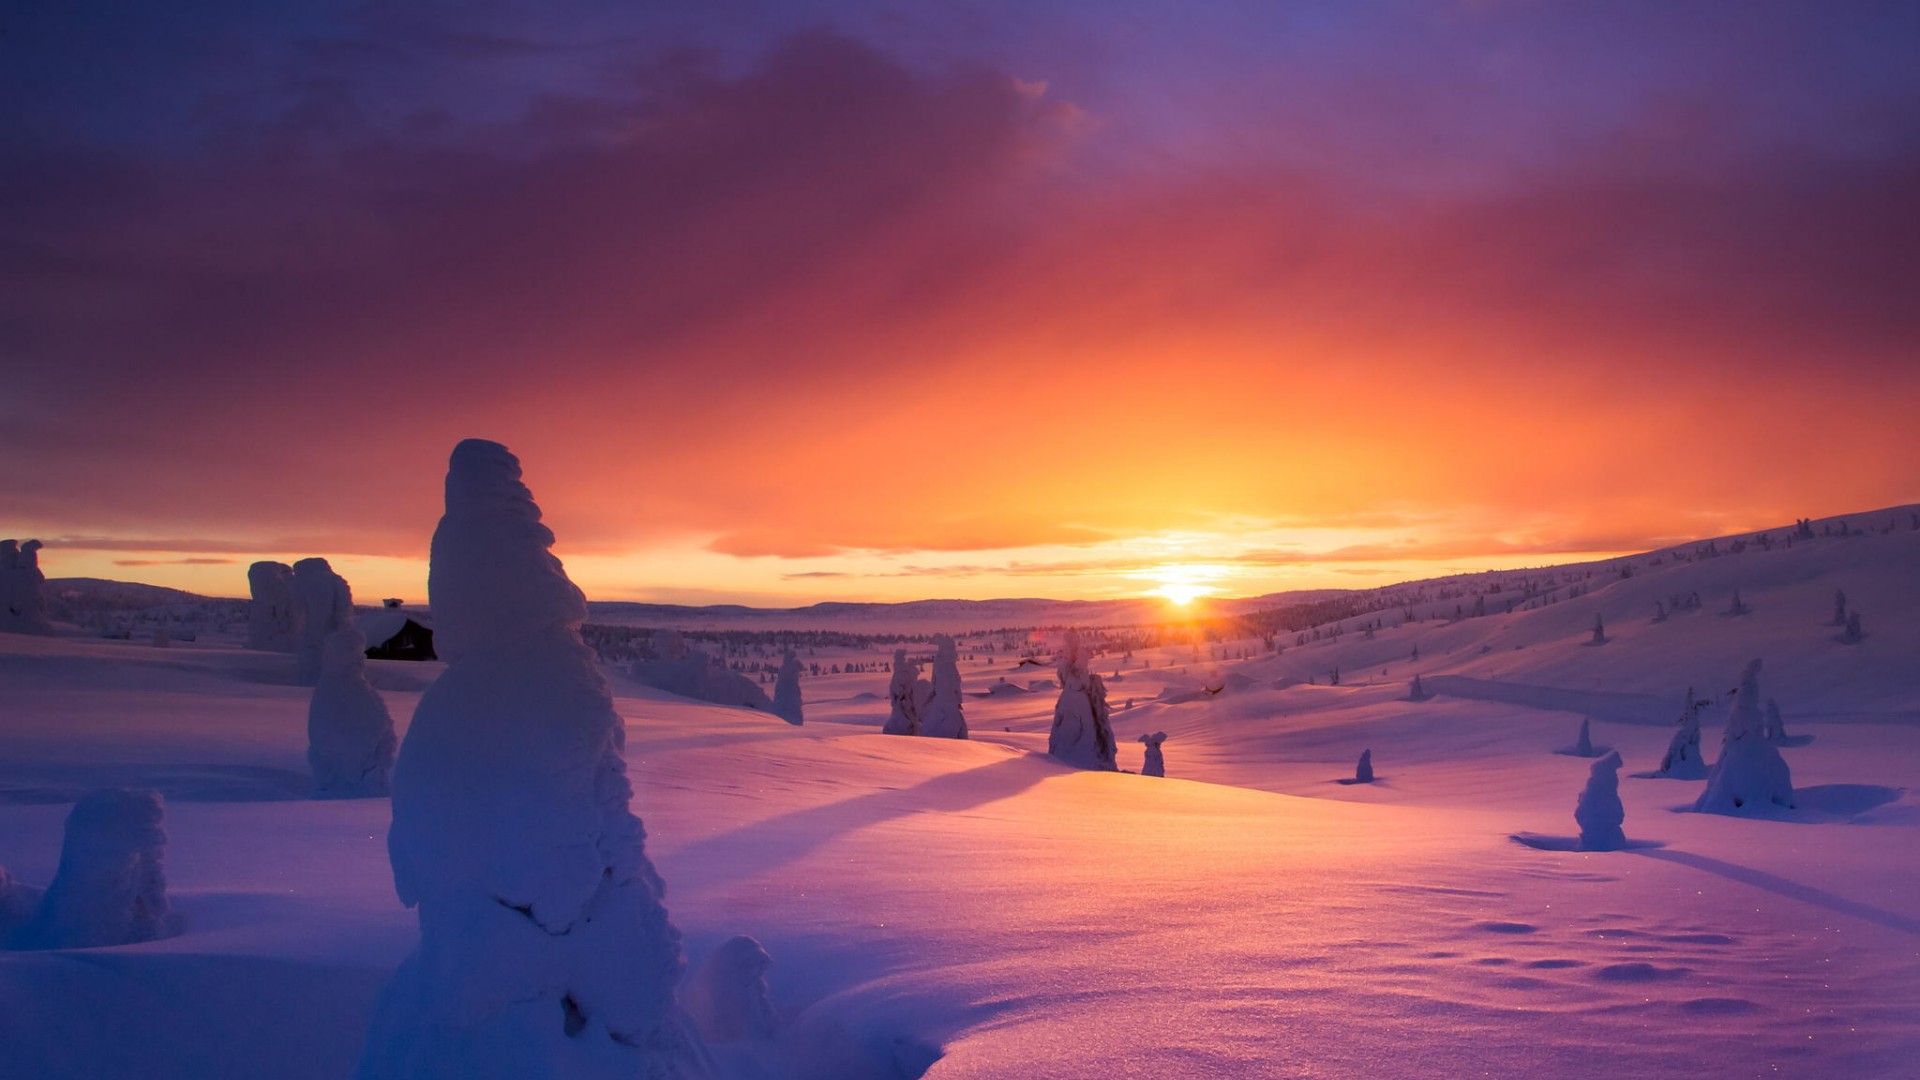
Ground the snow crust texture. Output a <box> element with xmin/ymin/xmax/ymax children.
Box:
<box><xmin>307</xmin><ymin>629</ymin><xmax>397</xmax><ymax>798</ymax></box>
<box><xmin>357</xmin><ymin>439</ymin><xmax>694</xmax><ymax>1080</ymax></box>
<box><xmin>10</xmin><ymin>788</ymin><xmax>169</xmax><ymax>950</ymax></box>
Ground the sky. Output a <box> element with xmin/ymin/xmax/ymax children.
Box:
<box><xmin>3</xmin><ymin>2</ymin><xmax>1917</xmax><ymax>606</ymax></box>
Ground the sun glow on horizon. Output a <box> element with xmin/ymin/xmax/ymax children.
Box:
<box><xmin>1140</xmin><ymin>562</ymin><xmax>1231</xmax><ymax>607</ymax></box>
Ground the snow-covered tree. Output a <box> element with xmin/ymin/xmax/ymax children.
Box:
<box><xmin>1574</xmin><ymin>718</ymin><xmax>1595</xmax><ymax>757</ymax></box>
<box><xmin>1139</xmin><ymin>731</ymin><xmax>1168</xmax><ymax>777</ymax></box>
<box><xmin>1841</xmin><ymin>611</ymin><xmax>1863</xmax><ymax>644</ymax></box>
<box><xmin>1764</xmin><ymin>699</ymin><xmax>1790</xmax><ymax>744</ymax></box>
<box><xmin>1654</xmin><ymin>688</ymin><xmax>1710</xmax><ymax>779</ymax></box>
<box><xmin>1833</xmin><ymin>589</ymin><xmax>1848</xmax><ymax>627</ymax></box>
<box><xmin>0</xmin><ymin>539</ymin><xmax>54</xmax><ymax>636</ymax></box>
<box><xmin>771</xmin><ymin>650</ymin><xmax>804</xmax><ymax>726</ymax></box>
<box><xmin>1354</xmin><ymin>749</ymin><xmax>1374</xmax><ymax>784</ymax></box>
<box><xmin>1694</xmin><ymin>659</ymin><xmax>1796</xmax><ymax>815</ymax></box>
<box><xmin>307</xmin><ymin>628</ymin><xmax>397</xmax><ymax>798</ymax></box>
<box><xmin>1590</xmin><ymin>614</ymin><xmax>1606</xmax><ymax>645</ymax></box>
<box><xmin>1048</xmin><ymin>631</ymin><xmax>1116</xmax><ymax>770</ymax></box>
<box><xmin>1408</xmin><ymin>674</ymin><xmax>1429</xmax><ymax>701</ymax></box>
<box><xmin>292</xmin><ymin>557</ymin><xmax>354</xmax><ymax>684</ymax></box>
<box><xmin>246</xmin><ymin>560</ymin><xmax>298</xmax><ymax>652</ymax></box>
<box><xmin>1574</xmin><ymin>751</ymin><xmax>1627</xmax><ymax>851</ymax></box>
<box><xmin>357</xmin><ymin>439</ymin><xmax>696</xmax><ymax>1079</ymax></box>
<box><xmin>11</xmin><ymin>788</ymin><xmax>169</xmax><ymax>949</ymax></box>
<box><xmin>0</xmin><ymin>864</ymin><xmax>38</xmax><ymax>942</ymax></box>
<box><xmin>918</xmin><ymin>634</ymin><xmax>968</xmax><ymax>739</ymax></box>
<box><xmin>882</xmin><ymin>649</ymin><xmax>921</xmax><ymax>736</ymax></box>
<box><xmin>683</xmin><ymin>935</ymin><xmax>777</xmax><ymax>1045</ymax></box>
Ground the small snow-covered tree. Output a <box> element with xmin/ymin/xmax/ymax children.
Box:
<box><xmin>918</xmin><ymin>634</ymin><xmax>968</xmax><ymax>739</ymax></box>
<box><xmin>11</xmin><ymin>787</ymin><xmax>169</xmax><ymax>949</ymax></box>
<box><xmin>1139</xmin><ymin>731</ymin><xmax>1168</xmax><ymax>777</ymax></box>
<box><xmin>357</xmin><ymin>439</ymin><xmax>695</xmax><ymax>1079</ymax></box>
<box><xmin>247</xmin><ymin>560</ymin><xmax>299</xmax><ymax>652</ymax></box>
<box><xmin>0</xmin><ymin>539</ymin><xmax>54</xmax><ymax>636</ymax></box>
<box><xmin>772</xmin><ymin>650</ymin><xmax>804</xmax><ymax>726</ymax></box>
<box><xmin>1409</xmin><ymin>674</ymin><xmax>1429</xmax><ymax>701</ymax></box>
<box><xmin>1574</xmin><ymin>718</ymin><xmax>1595</xmax><ymax>757</ymax></box>
<box><xmin>1048</xmin><ymin>631</ymin><xmax>1117</xmax><ymax>770</ymax></box>
<box><xmin>1693</xmin><ymin>659</ymin><xmax>1795</xmax><ymax>815</ymax></box>
<box><xmin>1590</xmin><ymin>614</ymin><xmax>1606</xmax><ymax>645</ymax></box>
<box><xmin>292</xmin><ymin>557</ymin><xmax>354</xmax><ymax>684</ymax></box>
<box><xmin>1833</xmin><ymin>589</ymin><xmax>1848</xmax><ymax>627</ymax></box>
<box><xmin>1574</xmin><ymin>751</ymin><xmax>1626</xmax><ymax>850</ymax></box>
<box><xmin>1764</xmin><ymin>699</ymin><xmax>1789</xmax><ymax>744</ymax></box>
<box><xmin>1842</xmin><ymin>611</ymin><xmax>1863</xmax><ymax>644</ymax></box>
<box><xmin>683</xmin><ymin>935</ymin><xmax>777</xmax><ymax>1045</ymax></box>
<box><xmin>1654</xmin><ymin>688</ymin><xmax>1710</xmax><ymax>779</ymax></box>
<box><xmin>1354</xmin><ymin>749</ymin><xmax>1374</xmax><ymax>784</ymax></box>
<box><xmin>307</xmin><ymin>628</ymin><xmax>397</xmax><ymax>798</ymax></box>
<box><xmin>882</xmin><ymin>649</ymin><xmax>922</xmax><ymax>735</ymax></box>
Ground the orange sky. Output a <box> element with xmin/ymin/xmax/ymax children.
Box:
<box><xmin>6</xmin><ymin>25</ymin><xmax>1918</xmax><ymax>606</ymax></box>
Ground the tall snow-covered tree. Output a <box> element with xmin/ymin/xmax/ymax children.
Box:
<box><xmin>358</xmin><ymin>439</ymin><xmax>696</xmax><ymax>1079</ymax></box>
<box><xmin>918</xmin><ymin>634</ymin><xmax>969</xmax><ymax>739</ymax></box>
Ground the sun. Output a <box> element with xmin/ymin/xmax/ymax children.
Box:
<box><xmin>1140</xmin><ymin>562</ymin><xmax>1229</xmax><ymax>607</ymax></box>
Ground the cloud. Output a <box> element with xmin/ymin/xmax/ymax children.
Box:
<box><xmin>1</xmin><ymin>25</ymin><xmax>1915</xmax><ymax>594</ymax></box>
<box><xmin>112</xmin><ymin>557</ymin><xmax>238</xmax><ymax>567</ymax></box>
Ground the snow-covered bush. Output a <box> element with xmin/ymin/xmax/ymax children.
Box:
<box><xmin>772</xmin><ymin>650</ymin><xmax>804</xmax><ymax>726</ymax></box>
<box><xmin>247</xmin><ymin>560</ymin><xmax>298</xmax><ymax>652</ymax></box>
<box><xmin>11</xmin><ymin>788</ymin><xmax>169</xmax><ymax>950</ymax></box>
<box><xmin>683</xmin><ymin>935</ymin><xmax>777</xmax><ymax>1044</ymax></box>
<box><xmin>918</xmin><ymin>634</ymin><xmax>968</xmax><ymax>739</ymax></box>
<box><xmin>292</xmin><ymin>558</ymin><xmax>354</xmax><ymax>684</ymax></box>
<box><xmin>1139</xmin><ymin>731</ymin><xmax>1168</xmax><ymax>777</ymax></box>
<box><xmin>882</xmin><ymin>649</ymin><xmax>921</xmax><ymax>736</ymax></box>
<box><xmin>1</xmin><ymin>539</ymin><xmax>54</xmax><ymax>635</ymax></box>
<box><xmin>357</xmin><ymin>439</ymin><xmax>696</xmax><ymax>1079</ymax></box>
<box><xmin>1574</xmin><ymin>751</ymin><xmax>1626</xmax><ymax>850</ymax></box>
<box><xmin>1354</xmin><ymin>749</ymin><xmax>1374</xmax><ymax>784</ymax></box>
<box><xmin>1693</xmin><ymin>660</ymin><xmax>1795</xmax><ymax>815</ymax></box>
<box><xmin>1048</xmin><ymin>631</ymin><xmax>1116</xmax><ymax>770</ymax></box>
<box><xmin>308</xmin><ymin>628</ymin><xmax>397</xmax><ymax>798</ymax></box>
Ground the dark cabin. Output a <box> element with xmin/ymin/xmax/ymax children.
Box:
<box><xmin>356</xmin><ymin>609</ymin><xmax>437</xmax><ymax>662</ymax></box>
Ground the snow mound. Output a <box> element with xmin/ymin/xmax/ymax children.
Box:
<box><xmin>684</xmin><ymin>935</ymin><xmax>778</xmax><ymax>1045</ymax></box>
<box><xmin>10</xmin><ymin>788</ymin><xmax>170</xmax><ymax>950</ymax></box>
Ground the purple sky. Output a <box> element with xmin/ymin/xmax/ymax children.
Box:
<box><xmin>4</xmin><ymin>2</ymin><xmax>1917</xmax><ymax>603</ymax></box>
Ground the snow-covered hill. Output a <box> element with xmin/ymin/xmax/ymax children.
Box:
<box><xmin>0</xmin><ymin>508</ymin><xmax>1915</xmax><ymax>1078</ymax></box>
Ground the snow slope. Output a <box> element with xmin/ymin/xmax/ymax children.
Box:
<box><xmin>0</xmin><ymin>516</ymin><xmax>1916</xmax><ymax>1078</ymax></box>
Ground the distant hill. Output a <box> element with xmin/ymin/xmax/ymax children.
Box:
<box><xmin>44</xmin><ymin>577</ymin><xmax>212</xmax><ymax>610</ymax></box>
<box><xmin>55</xmin><ymin>503</ymin><xmax>1920</xmax><ymax>635</ymax></box>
